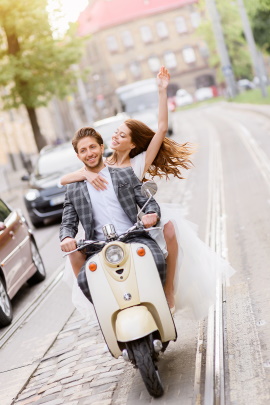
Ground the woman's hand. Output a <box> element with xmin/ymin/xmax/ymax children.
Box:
<box><xmin>84</xmin><ymin>169</ymin><xmax>108</xmax><ymax>191</ymax></box>
<box><xmin>157</xmin><ymin>66</ymin><xmax>170</xmax><ymax>90</ymax></box>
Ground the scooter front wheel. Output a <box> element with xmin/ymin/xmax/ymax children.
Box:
<box><xmin>129</xmin><ymin>337</ymin><xmax>164</xmax><ymax>398</ymax></box>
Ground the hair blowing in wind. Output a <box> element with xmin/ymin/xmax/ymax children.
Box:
<box><xmin>109</xmin><ymin>119</ymin><xmax>194</xmax><ymax>180</ymax></box>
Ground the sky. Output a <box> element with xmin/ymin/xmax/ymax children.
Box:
<box><xmin>47</xmin><ymin>0</ymin><xmax>88</xmax><ymax>35</ymax></box>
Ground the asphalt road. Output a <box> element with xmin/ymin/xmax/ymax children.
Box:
<box><xmin>0</xmin><ymin>102</ymin><xmax>270</xmax><ymax>404</ymax></box>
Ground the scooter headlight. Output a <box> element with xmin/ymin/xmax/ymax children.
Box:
<box><xmin>105</xmin><ymin>245</ymin><xmax>124</xmax><ymax>264</ymax></box>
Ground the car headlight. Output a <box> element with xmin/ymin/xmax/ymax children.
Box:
<box><xmin>105</xmin><ymin>245</ymin><xmax>124</xmax><ymax>264</ymax></box>
<box><xmin>25</xmin><ymin>189</ymin><xmax>40</xmax><ymax>201</ymax></box>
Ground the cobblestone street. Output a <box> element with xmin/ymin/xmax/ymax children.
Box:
<box><xmin>13</xmin><ymin>307</ymin><xmax>198</xmax><ymax>405</ymax></box>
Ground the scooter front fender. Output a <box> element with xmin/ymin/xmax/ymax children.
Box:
<box><xmin>116</xmin><ymin>306</ymin><xmax>158</xmax><ymax>342</ymax></box>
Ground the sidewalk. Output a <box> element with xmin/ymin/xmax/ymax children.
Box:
<box><xmin>11</xmin><ymin>305</ymin><xmax>197</xmax><ymax>405</ymax></box>
<box><xmin>0</xmin><ymin>168</ymin><xmax>28</xmax><ymax>206</ymax></box>
<box><xmin>12</xmin><ymin>309</ymin><xmax>128</xmax><ymax>405</ymax></box>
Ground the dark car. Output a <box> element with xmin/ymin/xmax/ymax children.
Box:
<box><xmin>0</xmin><ymin>198</ymin><xmax>45</xmax><ymax>327</ymax></box>
<box><xmin>23</xmin><ymin>143</ymin><xmax>83</xmax><ymax>227</ymax></box>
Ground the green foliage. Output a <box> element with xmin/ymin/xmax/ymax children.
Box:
<box><xmin>197</xmin><ymin>0</ymin><xmax>252</xmax><ymax>83</ymax></box>
<box><xmin>0</xmin><ymin>0</ymin><xmax>85</xmax><ymax>110</ymax></box>
<box><xmin>251</xmin><ymin>2</ymin><xmax>270</xmax><ymax>54</ymax></box>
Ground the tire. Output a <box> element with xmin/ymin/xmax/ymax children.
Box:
<box><xmin>0</xmin><ymin>276</ymin><xmax>13</xmax><ymax>327</ymax></box>
<box><xmin>130</xmin><ymin>337</ymin><xmax>164</xmax><ymax>398</ymax></box>
<box><xmin>27</xmin><ymin>240</ymin><xmax>46</xmax><ymax>285</ymax></box>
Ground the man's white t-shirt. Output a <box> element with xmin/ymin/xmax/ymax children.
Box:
<box><xmin>85</xmin><ymin>166</ymin><xmax>133</xmax><ymax>240</ymax></box>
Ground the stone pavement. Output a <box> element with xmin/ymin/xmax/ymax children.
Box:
<box><xmin>13</xmin><ymin>310</ymin><xmax>127</xmax><ymax>405</ymax></box>
<box><xmin>11</xmin><ymin>305</ymin><xmax>198</xmax><ymax>405</ymax></box>
<box><xmin>0</xmin><ymin>168</ymin><xmax>28</xmax><ymax>207</ymax></box>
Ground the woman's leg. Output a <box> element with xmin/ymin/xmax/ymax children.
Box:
<box><xmin>163</xmin><ymin>221</ymin><xmax>178</xmax><ymax>309</ymax></box>
<box><xmin>69</xmin><ymin>251</ymin><xmax>86</xmax><ymax>278</ymax></box>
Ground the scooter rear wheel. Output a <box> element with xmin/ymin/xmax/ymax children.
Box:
<box><xmin>130</xmin><ymin>337</ymin><xmax>164</xmax><ymax>398</ymax></box>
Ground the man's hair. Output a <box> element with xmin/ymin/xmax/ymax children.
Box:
<box><xmin>72</xmin><ymin>127</ymin><xmax>103</xmax><ymax>153</ymax></box>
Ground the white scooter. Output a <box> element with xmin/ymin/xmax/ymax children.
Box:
<box><xmin>65</xmin><ymin>181</ymin><xmax>177</xmax><ymax>397</ymax></box>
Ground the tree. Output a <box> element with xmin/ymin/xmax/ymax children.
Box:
<box><xmin>197</xmin><ymin>0</ymin><xmax>252</xmax><ymax>83</ymax></box>
<box><xmin>250</xmin><ymin>1</ymin><xmax>270</xmax><ymax>54</ymax></box>
<box><xmin>0</xmin><ymin>0</ymin><xmax>84</xmax><ymax>150</ymax></box>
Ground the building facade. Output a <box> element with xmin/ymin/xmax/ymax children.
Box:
<box><xmin>77</xmin><ymin>0</ymin><xmax>216</xmax><ymax>119</ymax></box>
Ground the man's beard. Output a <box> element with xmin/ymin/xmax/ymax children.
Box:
<box><xmin>84</xmin><ymin>154</ymin><xmax>103</xmax><ymax>170</ymax></box>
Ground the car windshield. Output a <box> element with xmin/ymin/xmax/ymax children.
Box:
<box><xmin>35</xmin><ymin>145</ymin><xmax>82</xmax><ymax>177</ymax></box>
<box><xmin>120</xmin><ymin>92</ymin><xmax>158</xmax><ymax>114</ymax></box>
<box><xmin>94</xmin><ymin>119</ymin><xmax>124</xmax><ymax>144</ymax></box>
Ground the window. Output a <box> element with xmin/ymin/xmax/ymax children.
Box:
<box><xmin>0</xmin><ymin>200</ymin><xmax>11</xmax><ymax>222</ymax></box>
<box><xmin>140</xmin><ymin>26</ymin><xmax>153</xmax><ymax>43</ymax></box>
<box><xmin>199</xmin><ymin>42</ymin><xmax>209</xmax><ymax>59</ymax></box>
<box><xmin>182</xmin><ymin>47</ymin><xmax>196</xmax><ymax>64</ymax></box>
<box><xmin>164</xmin><ymin>51</ymin><xmax>177</xmax><ymax>69</ymax></box>
<box><xmin>191</xmin><ymin>12</ymin><xmax>201</xmax><ymax>28</ymax></box>
<box><xmin>156</xmin><ymin>21</ymin><xmax>168</xmax><ymax>39</ymax></box>
<box><xmin>112</xmin><ymin>64</ymin><xmax>126</xmax><ymax>82</ymax></box>
<box><xmin>122</xmin><ymin>30</ymin><xmax>134</xmax><ymax>49</ymax></box>
<box><xmin>148</xmin><ymin>56</ymin><xmax>160</xmax><ymax>72</ymax></box>
<box><xmin>130</xmin><ymin>62</ymin><xmax>141</xmax><ymax>78</ymax></box>
<box><xmin>175</xmin><ymin>16</ymin><xmax>187</xmax><ymax>34</ymax></box>
<box><xmin>106</xmin><ymin>35</ymin><xmax>118</xmax><ymax>52</ymax></box>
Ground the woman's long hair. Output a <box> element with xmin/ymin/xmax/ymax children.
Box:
<box><xmin>108</xmin><ymin>119</ymin><xmax>194</xmax><ymax>179</ymax></box>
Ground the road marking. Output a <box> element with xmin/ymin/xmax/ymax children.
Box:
<box><xmin>237</xmin><ymin>123</ymin><xmax>270</xmax><ymax>190</ymax></box>
<box><xmin>0</xmin><ymin>264</ymin><xmax>64</xmax><ymax>349</ymax></box>
<box><xmin>203</xmin><ymin>136</ymin><xmax>227</xmax><ymax>405</ymax></box>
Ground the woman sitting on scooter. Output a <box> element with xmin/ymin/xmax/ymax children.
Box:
<box><xmin>61</xmin><ymin>67</ymin><xmax>192</xmax><ymax>313</ymax></box>
<box><xmin>61</xmin><ymin>67</ymin><xmax>234</xmax><ymax>319</ymax></box>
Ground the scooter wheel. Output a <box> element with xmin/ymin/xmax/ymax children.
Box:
<box><xmin>129</xmin><ymin>337</ymin><xmax>164</xmax><ymax>398</ymax></box>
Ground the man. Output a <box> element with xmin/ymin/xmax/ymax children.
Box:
<box><xmin>59</xmin><ymin>127</ymin><xmax>166</xmax><ymax>301</ymax></box>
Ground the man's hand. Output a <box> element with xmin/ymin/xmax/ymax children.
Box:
<box><xmin>60</xmin><ymin>237</ymin><xmax>77</xmax><ymax>252</ymax></box>
<box><xmin>141</xmin><ymin>213</ymin><xmax>158</xmax><ymax>228</ymax></box>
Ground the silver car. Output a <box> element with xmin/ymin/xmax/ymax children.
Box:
<box><xmin>0</xmin><ymin>199</ymin><xmax>46</xmax><ymax>327</ymax></box>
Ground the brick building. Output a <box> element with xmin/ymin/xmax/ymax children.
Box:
<box><xmin>77</xmin><ymin>0</ymin><xmax>216</xmax><ymax>119</ymax></box>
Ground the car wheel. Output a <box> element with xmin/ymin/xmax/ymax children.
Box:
<box><xmin>27</xmin><ymin>240</ymin><xmax>46</xmax><ymax>285</ymax></box>
<box><xmin>0</xmin><ymin>276</ymin><xmax>13</xmax><ymax>327</ymax></box>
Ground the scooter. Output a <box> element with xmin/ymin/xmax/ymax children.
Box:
<box><xmin>65</xmin><ymin>181</ymin><xmax>177</xmax><ymax>397</ymax></box>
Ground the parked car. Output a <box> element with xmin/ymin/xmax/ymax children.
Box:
<box><xmin>175</xmin><ymin>89</ymin><xmax>194</xmax><ymax>107</ymax></box>
<box><xmin>195</xmin><ymin>87</ymin><xmax>214</xmax><ymax>102</ymax></box>
<box><xmin>237</xmin><ymin>79</ymin><xmax>256</xmax><ymax>91</ymax></box>
<box><xmin>93</xmin><ymin>113</ymin><xmax>130</xmax><ymax>157</ymax></box>
<box><xmin>22</xmin><ymin>143</ymin><xmax>83</xmax><ymax>227</ymax></box>
<box><xmin>0</xmin><ymin>199</ymin><xmax>45</xmax><ymax>326</ymax></box>
<box><xmin>167</xmin><ymin>97</ymin><xmax>176</xmax><ymax>112</ymax></box>
<box><xmin>253</xmin><ymin>75</ymin><xmax>268</xmax><ymax>87</ymax></box>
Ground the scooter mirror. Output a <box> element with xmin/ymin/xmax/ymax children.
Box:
<box><xmin>141</xmin><ymin>180</ymin><xmax>158</xmax><ymax>198</ymax></box>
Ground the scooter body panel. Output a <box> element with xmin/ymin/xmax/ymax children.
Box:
<box><xmin>85</xmin><ymin>241</ymin><xmax>177</xmax><ymax>358</ymax></box>
<box><xmin>115</xmin><ymin>306</ymin><xmax>158</xmax><ymax>342</ymax></box>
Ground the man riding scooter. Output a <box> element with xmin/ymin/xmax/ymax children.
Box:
<box><xmin>60</xmin><ymin>127</ymin><xmax>177</xmax><ymax>398</ymax></box>
<box><xmin>59</xmin><ymin>127</ymin><xmax>166</xmax><ymax>301</ymax></box>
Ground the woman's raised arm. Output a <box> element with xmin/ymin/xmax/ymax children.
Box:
<box><xmin>60</xmin><ymin>168</ymin><xmax>86</xmax><ymax>186</ymax></box>
<box><xmin>144</xmin><ymin>66</ymin><xmax>170</xmax><ymax>173</ymax></box>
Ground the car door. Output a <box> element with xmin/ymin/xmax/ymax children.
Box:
<box><xmin>0</xmin><ymin>200</ymin><xmax>28</xmax><ymax>298</ymax></box>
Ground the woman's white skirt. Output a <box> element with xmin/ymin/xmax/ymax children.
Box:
<box><xmin>63</xmin><ymin>204</ymin><xmax>235</xmax><ymax>321</ymax></box>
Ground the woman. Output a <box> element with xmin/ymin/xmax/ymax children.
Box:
<box><xmin>61</xmin><ymin>67</ymin><xmax>234</xmax><ymax>319</ymax></box>
<box><xmin>61</xmin><ymin>67</ymin><xmax>192</xmax><ymax>313</ymax></box>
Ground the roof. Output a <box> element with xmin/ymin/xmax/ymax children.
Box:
<box><xmin>78</xmin><ymin>0</ymin><xmax>197</xmax><ymax>36</ymax></box>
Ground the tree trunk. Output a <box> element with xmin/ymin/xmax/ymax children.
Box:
<box><xmin>26</xmin><ymin>107</ymin><xmax>47</xmax><ymax>151</ymax></box>
<box><xmin>3</xmin><ymin>28</ymin><xmax>47</xmax><ymax>152</ymax></box>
